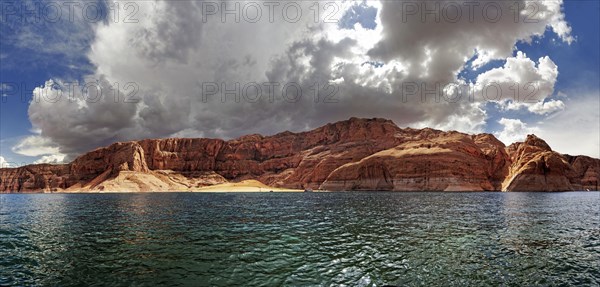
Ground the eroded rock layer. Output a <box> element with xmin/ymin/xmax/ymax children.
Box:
<box><xmin>1</xmin><ymin>118</ymin><xmax>598</xmax><ymax>192</ymax></box>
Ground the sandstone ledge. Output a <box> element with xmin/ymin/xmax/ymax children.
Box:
<box><xmin>1</xmin><ymin>118</ymin><xmax>598</xmax><ymax>193</ymax></box>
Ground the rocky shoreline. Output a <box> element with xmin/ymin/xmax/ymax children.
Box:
<box><xmin>1</xmin><ymin>118</ymin><xmax>598</xmax><ymax>193</ymax></box>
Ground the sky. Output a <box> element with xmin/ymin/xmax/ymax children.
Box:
<box><xmin>0</xmin><ymin>0</ymin><xmax>599</xmax><ymax>166</ymax></box>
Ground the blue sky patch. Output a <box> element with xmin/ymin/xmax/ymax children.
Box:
<box><xmin>338</xmin><ymin>2</ymin><xmax>377</xmax><ymax>30</ymax></box>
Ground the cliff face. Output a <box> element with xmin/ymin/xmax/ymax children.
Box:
<box><xmin>1</xmin><ymin>118</ymin><xmax>598</xmax><ymax>192</ymax></box>
<box><xmin>502</xmin><ymin>135</ymin><xmax>599</xmax><ymax>191</ymax></box>
<box><xmin>320</xmin><ymin>131</ymin><xmax>511</xmax><ymax>191</ymax></box>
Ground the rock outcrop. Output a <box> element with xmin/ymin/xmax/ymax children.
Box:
<box><xmin>1</xmin><ymin>118</ymin><xmax>598</xmax><ymax>192</ymax></box>
<box><xmin>502</xmin><ymin>135</ymin><xmax>599</xmax><ymax>191</ymax></box>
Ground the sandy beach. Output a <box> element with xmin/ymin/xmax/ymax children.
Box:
<box><xmin>193</xmin><ymin>180</ymin><xmax>303</xmax><ymax>192</ymax></box>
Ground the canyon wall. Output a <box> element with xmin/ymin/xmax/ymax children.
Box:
<box><xmin>1</xmin><ymin>118</ymin><xmax>598</xmax><ymax>192</ymax></box>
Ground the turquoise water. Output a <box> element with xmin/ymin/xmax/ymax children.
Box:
<box><xmin>1</xmin><ymin>192</ymin><xmax>599</xmax><ymax>286</ymax></box>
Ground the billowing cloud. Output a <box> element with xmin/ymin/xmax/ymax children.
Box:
<box><xmin>0</xmin><ymin>156</ymin><xmax>10</xmax><ymax>168</ymax></box>
<box><xmin>506</xmin><ymin>99</ymin><xmax>565</xmax><ymax>115</ymax></box>
<box><xmin>10</xmin><ymin>132</ymin><xmax>67</xmax><ymax>164</ymax></box>
<box><xmin>467</xmin><ymin>51</ymin><xmax>560</xmax><ymax>114</ymax></box>
<box><xmin>33</xmin><ymin>154</ymin><xmax>66</xmax><ymax>164</ymax></box>
<box><xmin>27</xmin><ymin>78</ymin><xmax>137</xmax><ymax>156</ymax></box>
<box><xmin>11</xmin><ymin>135</ymin><xmax>61</xmax><ymax>157</ymax></box>
<box><xmin>495</xmin><ymin>93</ymin><xmax>600</xmax><ymax>157</ymax></box>
<box><xmin>16</xmin><ymin>0</ymin><xmax>575</xmax><ymax>160</ymax></box>
<box><xmin>495</xmin><ymin>118</ymin><xmax>539</xmax><ymax>145</ymax></box>
<box><xmin>369</xmin><ymin>0</ymin><xmax>572</xmax><ymax>78</ymax></box>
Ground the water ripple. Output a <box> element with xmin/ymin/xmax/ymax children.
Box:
<box><xmin>1</xmin><ymin>192</ymin><xmax>599</xmax><ymax>286</ymax></box>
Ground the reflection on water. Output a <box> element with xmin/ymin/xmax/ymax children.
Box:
<box><xmin>1</xmin><ymin>192</ymin><xmax>599</xmax><ymax>286</ymax></box>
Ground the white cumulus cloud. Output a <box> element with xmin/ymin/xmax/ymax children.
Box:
<box><xmin>472</xmin><ymin>51</ymin><xmax>559</xmax><ymax>105</ymax></box>
<box><xmin>495</xmin><ymin>118</ymin><xmax>539</xmax><ymax>145</ymax></box>
<box><xmin>11</xmin><ymin>135</ymin><xmax>61</xmax><ymax>157</ymax></box>
<box><xmin>33</xmin><ymin>154</ymin><xmax>67</xmax><ymax>165</ymax></box>
<box><xmin>16</xmin><ymin>0</ymin><xmax>574</xmax><ymax>160</ymax></box>
<box><xmin>0</xmin><ymin>156</ymin><xmax>10</xmax><ymax>168</ymax></box>
<box><xmin>494</xmin><ymin>92</ymin><xmax>600</xmax><ymax>158</ymax></box>
<box><xmin>522</xmin><ymin>99</ymin><xmax>565</xmax><ymax>115</ymax></box>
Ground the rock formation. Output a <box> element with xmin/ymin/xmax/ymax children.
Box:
<box><xmin>1</xmin><ymin>118</ymin><xmax>598</xmax><ymax>192</ymax></box>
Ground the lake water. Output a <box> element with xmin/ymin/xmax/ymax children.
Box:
<box><xmin>1</xmin><ymin>192</ymin><xmax>599</xmax><ymax>286</ymax></box>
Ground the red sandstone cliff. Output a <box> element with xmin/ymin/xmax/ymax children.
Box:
<box><xmin>1</xmin><ymin>118</ymin><xmax>598</xmax><ymax>192</ymax></box>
